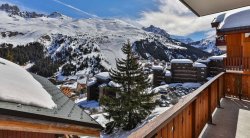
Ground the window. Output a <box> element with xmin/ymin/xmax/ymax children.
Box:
<box><xmin>244</xmin><ymin>33</ymin><xmax>250</xmax><ymax>42</ymax></box>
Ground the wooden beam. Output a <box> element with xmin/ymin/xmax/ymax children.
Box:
<box><xmin>0</xmin><ymin>115</ymin><xmax>100</xmax><ymax>137</ymax></box>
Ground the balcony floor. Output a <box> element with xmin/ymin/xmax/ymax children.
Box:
<box><xmin>200</xmin><ymin>98</ymin><xmax>250</xmax><ymax>138</ymax></box>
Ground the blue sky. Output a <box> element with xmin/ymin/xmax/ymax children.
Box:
<box><xmin>1</xmin><ymin>0</ymin><xmax>158</xmax><ymax>18</ymax></box>
<box><xmin>0</xmin><ymin>0</ymin><xmax>216</xmax><ymax>41</ymax></box>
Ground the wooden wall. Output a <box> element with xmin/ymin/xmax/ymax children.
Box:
<box><xmin>226</xmin><ymin>34</ymin><xmax>242</xmax><ymax>58</ymax></box>
<box><xmin>0</xmin><ymin>130</ymin><xmax>56</xmax><ymax>138</ymax></box>
<box><xmin>242</xmin><ymin>75</ymin><xmax>250</xmax><ymax>100</ymax></box>
<box><xmin>224</xmin><ymin>73</ymin><xmax>250</xmax><ymax>100</ymax></box>
<box><xmin>226</xmin><ymin>33</ymin><xmax>250</xmax><ymax>58</ymax></box>
<box><xmin>242</xmin><ymin>33</ymin><xmax>250</xmax><ymax>58</ymax></box>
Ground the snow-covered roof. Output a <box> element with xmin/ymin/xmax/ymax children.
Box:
<box><xmin>208</xmin><ymin>54</ymin><xmax>227</xmax><ymax>61</ymax></box>
<box><xmin>61</xmin><ymin>82</ymin><xmax>78</xmax><ymax>89</ymax></box>
<box><xmin>108</xmin><ymin>81</ymin><xmax>121</xmax><ymax>88</ymax></box>
<box><xmin>67</xmin><ymin>75</ymin><xmax>78</xmax><ymax>80</ymax></box>
<box><xmin>219</xmin><ymin>9</ymin><xmax>250</xmax><ymax>30</ymax></box>
<box><xmin>213</xmin><ymin>13</ymin><xmax>226</xmax><ymax>23</ymax></box>
<box><xmin>87</xmin><ymin>77</ymin><xmax>97</xmax><ymax>86</ymax></box>
<box><xmin>171</xmin><ymin>59</ymin><xmax>193</xmax><ymax>64</ymax></box>
<box><xmin>95</xmin><ymin>72</ymin><xmax>111</xmax><ymax>80</ymax></box>
<box><xmin>152</xmin><ymin>65</ymin><xmax>164</xmax><ymax>70</ymax></box>
<box><xmin>99</xmin><ymin>83</ymin><xmax>107</xmax><ymax>88</ymax></box>
<box><xmin>196</xmin><ymin>59</ymin><xmax>210</xmax><ymax>63</ymax></box>
<box><xmin>0</xmin><ymin>58</ymin><xmax>56</xmax><ymax>109</ymax></box>
<box><xmin>165</xmin><ymin>70</ymin><xmax>171</xmax><ymax>77</ymax></box>
<box><xmin>77</xmin><ymin>77</ymin><xmax>87</xmax><ymax>84</ymax></box>
<box><xmin>193</xmin><ymin>62</ymin><xmax>207</xmax><ymax>68</ymax></box>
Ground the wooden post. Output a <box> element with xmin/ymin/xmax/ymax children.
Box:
<box><xmin>192</xmin><ymin>101</ymin><xmax>196</xmax><ymax>138</ymax></box>
<box><xmin>208</xmin><ymin>86</ymin><xmax>213</xmax><ymax>124</ymax></box>
<box><xmin>237</xmin><ymin>74</ymin><xmax>242</xmax><ymax>100</ymax></box>
<box><xmin>223</xmin><ymin>74</ymin><xmax>226</xmax><ymax>98</ymax></box>
<box><xmin>217</xmin><ymin>79</ymin><xmax>222</xmax><ymax>108</ymax></box>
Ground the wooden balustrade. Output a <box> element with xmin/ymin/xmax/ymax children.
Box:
<box><xmin>128</xmin><ymin>71</ymin><xmax>250</xmax><ymax>138</ymax></box>
<box><xmin>224</xmin><ymin>72</ymin><xmax>250</xmax><ymax>100</ymax></box>
<box><xmin>128</xmin><ymin>72</ymin><xmax>225</xmax><ymax>138</ymax></box>
<box><xmin>223</xmin><ymin>57</ymin><xmax>250</xmax><ymax>71</ymax></box>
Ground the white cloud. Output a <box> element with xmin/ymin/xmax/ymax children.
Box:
<box><xmin>52</xmin><ymin>0</ymin><xmax>98</xmax><ymax>18</ymax></box>
<box><xmin>137</xmin><ymin>0</ymin><xmax>250</xmax><ymax>36</ymax></box>
<box><xmin>137</xmin><ymin>0</ymin><xmax>216</xmax><ymax>36</ymax></box>
<box><xmin>205</xmin><ymin>30</ymin><xmax>216</xmax><ymax>38</ymax></box>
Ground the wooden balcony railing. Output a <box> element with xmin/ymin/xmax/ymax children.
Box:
<box><xmin>129</xmin><ymin>72</ymin><xmax>250</xmax><ymax>138</ymax></box>
<box><xmin>223</xmin><ymin>57</ymin><xmax>250</xmax><ymax>71</ymax></box>
<box><xmin>128</xmin><ymin>72</ymin><xmax>225</xmax><ymax>138</ymax></box>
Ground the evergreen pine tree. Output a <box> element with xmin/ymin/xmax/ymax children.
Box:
<box><xmin>6</xmin><ymin>48</ymin><xmax>14</xmax><ymax>62</ymax></box>
<box><xmin>101</xmin><ymin>40</ymin><xmax>156</xmax><ymax>132</ymax></box>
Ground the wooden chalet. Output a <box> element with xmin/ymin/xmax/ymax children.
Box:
<box><xmin>87</xmin><ymin>72</ymin><xmax>117</xmax><ymax>101</ymax></box>
<box><xmin>212</xmin><ymin>9</ymin><xmax>250</xmax><ymax>73</ymax></box>
<box><xmin>0</xmin><ymin>74</ymin><xmax>102</xmax><ymax>137</ymax></box>
<box><xmin>128</xmin><ymin>1</ymin><xmax>250</xmax><ymax>138</ymax></box>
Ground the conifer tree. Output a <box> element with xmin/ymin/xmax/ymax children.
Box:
<box><xmin>6</xmin><ymin>48</ymin><xmax>14</xmax><ymax>62</ymax></box>
<box><xmin>101</xmin><ymin>40</ymin><xmax>155</xmax><ymax>132</ymax></box>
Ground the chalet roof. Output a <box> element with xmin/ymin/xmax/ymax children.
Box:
<box><xmin>179</xmin><ymin>0</ymin><xmax>250</xmax><ymax>16</ymax></box>
<box><xmin>215</xmin><ymin>9</ymin><xmax>250</xmax><ymax>34</ymax></box>
<box><xmin>0</xmin><ymin>73</ymin><xmax>102</xmax><ymax>130</ymax></box>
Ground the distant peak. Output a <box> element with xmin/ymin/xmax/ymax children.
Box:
<box><xmin>0</xmin><ymin>3</ymin><xmax>20</xmax><ymax>14</ymax></box>
<box><xmin>0</xmin><ymin>3</ymin><xmax>45</xmax><ymax>18</ymax></box>
<box><xmin>48</xmin><ymin>12</ymin><xmax>62</xmax><ymax>18</ymax></box>
<box><xmin>142</xmin><ymin>25</ymin><xmax>170</xmax><ymax>38</ymax></box>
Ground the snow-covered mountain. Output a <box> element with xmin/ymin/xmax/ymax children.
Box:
<box><xmin>170</xmin><ymin>35</ymin><xmax>194</xmax><ymax>44</ymax></box>
<box><xmin>142</xmin><ymin>25</ymin><xmax>170</xmax><ymax>38</ymax></box>
<box><xmin>0</xmin><ymin>4</ymin><xmax>210</xmax><ymax>79</ymax></box>
<box><xmin>189</xmin><ymin>35</ymin><xmax>222</xmax><ymax>55</ymax></box>
<box><xmin>0</xmin><ymin>3</ymin><xmax>45</xmax><ymax>18</ymax></box>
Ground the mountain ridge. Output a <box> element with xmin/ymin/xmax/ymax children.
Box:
<box><xmin>0</xmin><ymin>3</ymin><xmax>212</xmax><ymax>79</ymax></box>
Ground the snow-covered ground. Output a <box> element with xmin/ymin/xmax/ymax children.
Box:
<box><xmin>0</xmin><ymin>58</ymin><xmax>56</xmax><ymax>109</ymax></box>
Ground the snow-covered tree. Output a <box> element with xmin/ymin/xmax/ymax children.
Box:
<box><xmin>101</xmin><ymin>40</ymin><xmax>155</xmax><ymax>132</ymax></box>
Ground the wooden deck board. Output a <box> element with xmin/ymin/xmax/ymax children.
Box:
<box><xmin>200</xmin><ymin>98</ymin><xmax>250</xmax><ymax>138</ymax></box>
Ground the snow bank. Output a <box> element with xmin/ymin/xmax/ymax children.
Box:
<box><xmin>95</xmin><ymin>72</ymin><xmax>111</xmax><ymax>80</ymax></box>
<box><xmin>182</xmin><ymin>83</ymin><xmax>201</xmax><ymax>89</ymax></box>
<box><xmin>152</xmin><ymin>65</ymin><xmax>163</xmax><ymax>70</ymax></box>
<box><xmin>171</xmin><ymin>59</ymin><xmax>193</xmax><ymax>64</ymax></box>
<box><xmin>219</xmin><ymin>9</ymin><xmax>250</xmax><ymax>29</ymax></box>
<box><xmin>91</xmin><ymin>113</ymin><xmax>110</xmax><ymax>127</ymax></box>
<box><xmin>0</xmin><ymin>58</ymin><xmax>56</xmax><ymax>109</ymax></box>
<box><xmin>193</xmin><ymin>62</ymin><xmax>207</xmax><ymax>68</ymax></box>
<box><xmin>151</xmin><ymin>84</ymin><xmax>169</xmax><ymax>93</ymax></box>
